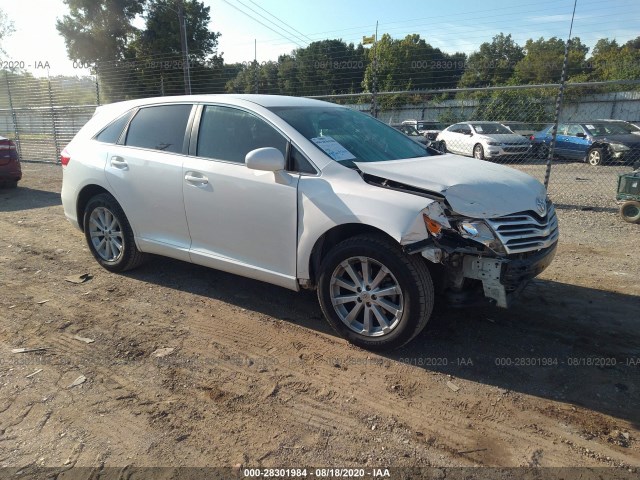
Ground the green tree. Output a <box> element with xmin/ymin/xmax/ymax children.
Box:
<box><xmin>587</xmin><ymin>37</ymin><xmax>640</xmax><ymax>82</ymax></box>
<box><xmin>56</xmin><ymin>0</ymin><xmax>145</xmax><ymax>63</ymax></box>
<box><xmin>134</xmin><ymin>0</ymin><xmax>219</xmax><ymax>60</ymax></box>
<box><xmin>0</xmin><ymin>7</ymin><xmax>15</xmax><ymax>57</ymax></box>
<box><xmin>362</xmin><ymin>34</ymin><xmax>464</xmax><ymax>109</ymax></box>
<box><xmin>513</xmin><ymin>36</ymin><xmax>588</xmax><ymax>84</ymax></box>
<box><xmin>458</xmin><ymin>33</ymin><xmax>524</xmax><ymax>88</ymax></box>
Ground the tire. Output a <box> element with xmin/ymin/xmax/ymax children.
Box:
<box><xmin>317</xmin><ymin>234</ymin><xmax>434</xmax><ymax>351</ymax></box>
<box><xmin>473</xmin><ymin>143</ymin><xmax>485</xmax><ymax>160</ymax></box>
<box><xmin>83</xmin><ymin>193</ymin><xmax>146</xmax><ymax>272</ymax></box>
<box><xmin>438</xmin><ymin>141</ymin><xmax>447</xmax><ymax>153</ymax></box>
<box><xmin>1</xmin><ymin>180</ymin><xmax>18</xmax><ymax>189</ymax></box>
<box><xmin>620</xmin><ymin>201</ymin><xmax>640</xmax><ymax>224</ymax></box>
<box><xmin>587</xmin><ymin>148</ymin><xmax>603</xmax><ymax>166</ymax></box>
<box><xmin>537</xmin><ymin>144</ymin><xmax>549</xmax><ymax>159</ymax></box>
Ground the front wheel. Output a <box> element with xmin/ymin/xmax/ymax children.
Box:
<box><xmin>317</xmin><ymin>234</ymin><xmax>434</xmax><ymax>350</ymax></box>
<box><xmin>587</xmin><ymin>148</ymin><xmax>604</xmax><ymax>166</ymax></box>
<box><xmin>537</xmin><ymin>144</ymin><xmax>549</xmax><ymax>159</ymax></box>
<box><xmin>83</xmin><ymin>193</ymin><xmax>146</xmax><ymax>272</ymax></box>
<box><xmin>473</xmin><ymin>144</ymin><xmax>485</xmax><ymax>160</ymax></box>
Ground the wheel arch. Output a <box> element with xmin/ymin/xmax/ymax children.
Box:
<box><xmin>76</xmin><ymin>184</ymin><xmax>114</xmax><ymax>232</ymax></box>
<box><xmin>307</xmin><ymin>223</ymin><xmax>397</xmax><ymax>287</ymax></box>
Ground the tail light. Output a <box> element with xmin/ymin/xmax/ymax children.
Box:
<box><xmin>0</xmin><ymin>139</ymin><xmax>16</xmax><ymax>150</ymax></box>
<box><xmin>60</xmin><ymin>148</ymin><xmax>71</xmax><ymax>166</ymax></box>
<box><xmin>529</xmin><ymin>135</ymin><xmax>535</xmax><ymax>141</ymax></box>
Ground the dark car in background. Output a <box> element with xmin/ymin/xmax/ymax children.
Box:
<box><xmin>0</xmin><ymin>136</ymin><xmax>21</xmax><ymax>188</ymax></box>
<box><xmin>530</xmin><ymin>121</ymin><xmax>640</xmax><ymax>166</ymax></box>
<box><xmin>391</xmin><ymin>124</ymin><xmax>428</xmax><ymax>145</ymax></box>
<box><xmin>401</xmin><ymin>119</ymin><xmax>445</xmax><ymax>141</ymax></box>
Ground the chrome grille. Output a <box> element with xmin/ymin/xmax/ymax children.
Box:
<box><xmin>486</xmin><ymin>201</ymin><xmax>559</xmax><ymax>254</ymax></box>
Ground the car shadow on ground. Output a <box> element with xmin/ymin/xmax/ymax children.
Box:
<box><xmin>0</xmin><ymin>186</ymin><xmax>61</xmax><ymax>212</ymax></box>
<box><xmin>126</xmin><ymin>256</ymin><xmax>640</xmax><ymax>428</ymax></box>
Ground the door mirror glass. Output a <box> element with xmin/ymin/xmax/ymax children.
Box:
<box><xmin>246</xmin><ymin>147</ymin><xmax>286</xmax><ymax>171</ymax></box>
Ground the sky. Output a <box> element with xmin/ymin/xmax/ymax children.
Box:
<box><xmin>1</xmin><ymin>0</ymin><xmax>639</xmax><ymax>76</ymax></box>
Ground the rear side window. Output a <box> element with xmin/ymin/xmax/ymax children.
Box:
<box><xmin>197</xmin><ymin>105</ymin><xmax>287</xmax><ymax>163</ymax></box>
<box><xmin>125</xmin><ymin>104</ymin><xmax>192</xmax><ymax>153</ymax></box>
<box><xmin>95</xmin><ymin>111</ymin><xmax>133</xmax><ymax>144</ymax></box>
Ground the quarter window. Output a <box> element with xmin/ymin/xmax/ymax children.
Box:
<box><xmin>95</xmin><ymin>111</ymin><xmax>134</xmax><ymax>144</ymax></box>
<box><xmin>125</xmin><ymin>104</ymin><xmax>192</xmax><ymax>153</ymax></box>
<box><xmin>197</xmin><ymin>106</ymin><xmax>287</xmax><ymax>163</ymax></box>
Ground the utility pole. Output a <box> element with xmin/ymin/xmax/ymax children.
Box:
<box><xmin>370</xmin><ymin>21</ymin><xmax>379</xmax><ymax>118</ymax></box>
<box><xmin>544</xmin><ymin>0</ymin><xmax>577</xmax><ymax>189</ymax></box>
<box><xmin>177</xmin><ymin>2</ymin><xmax>191</xmax><ymax>95</ymax></box>
<box><xmin>254</xmin><ymin>39</ymin><xmax>258</xmax><ymax>94</ymax></box>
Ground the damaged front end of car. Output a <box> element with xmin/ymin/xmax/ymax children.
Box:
<box><xmin>394</xmin><ymin>187</ymin><xmax>559</xmax><ymax>309</ymax></box>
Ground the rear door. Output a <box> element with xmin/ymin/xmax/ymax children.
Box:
<box><xmin>181</xmin><ymin>104</ymin><xmax>300</xmax><ymax>289</ymax></box>
<box><xmin>104</xmin><ymin>103</ymin><xmax>194</xmax><ymax>260</ymax></box>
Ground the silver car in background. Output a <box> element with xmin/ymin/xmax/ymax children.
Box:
<box><xmin>437</xmin><ymin>121</ymin><xmax>532</xmax><ymax>160</ymax></box>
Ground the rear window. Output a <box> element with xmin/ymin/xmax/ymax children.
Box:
<box><xmin>125</xmin><ymin>104</ymin><xmax>192</xmax><ymax>153</ymax></box>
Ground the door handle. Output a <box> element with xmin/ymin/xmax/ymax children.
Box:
<box><xmin>184</xmin><ymin>172</ymin><xmax>209</xmax><ymax>185</ymax></box>
<box><xmin>110</xmin><ymin>156</ymin><xmax>128</xmax><ymax>169</ymax></box>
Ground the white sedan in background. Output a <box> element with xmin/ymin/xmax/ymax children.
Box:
<box><xmin>437</xmin><ymin>121</ymin><xmax>532</xmax><ymax>160</ymax></box>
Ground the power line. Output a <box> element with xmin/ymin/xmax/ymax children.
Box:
<box><xmin>234</xmin><ymin>0</ymin><xmax>309</xmax><ymax>47</ymax></box>
<box><xmin>246</xmin><ymin>0</ymin><xmax>314</xmax><ymax>44</ymax></box>
<box><xmin>220</xmin><ymin>0</ymin><xmax>305</xmax><ymax>49</ymax></box>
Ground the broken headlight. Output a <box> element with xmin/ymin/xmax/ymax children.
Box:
<box><xmin>457</xmin><ymin>220</ymin><xmax>506</xmax><ymax>254</ymax></box>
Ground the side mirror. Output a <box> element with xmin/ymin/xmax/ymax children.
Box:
<box><xmin>576</xmin><ymin>132</ymin><xmax>586</xmax><ymax>138</ymax></box>
<box><xmin>246</xmin><ymin>147</ymin><xmax>285</xmax><ymax>172</ymax></box>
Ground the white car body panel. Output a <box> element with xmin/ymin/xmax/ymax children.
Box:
<box><xmin>104</xmin><ymin>146</ymin><xmax>192</xmax><ymax>258</ymax></box>
<box><xmin>182</xmin><ymin>156</ymin><xmax>300</xmax><ymax>289</ymax></box>
<box><xmin>295</xmin><ymin>160</ymin><xmax>433</xmax><ymax>280</ymax></box>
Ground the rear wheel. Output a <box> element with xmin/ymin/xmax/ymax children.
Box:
<box><xmin>1</xmin><ymin>180</ymin><xmax>18</xmax><ymax>189</ymax></box>
<box><xmin>317</xmin><ymin>234</ymin><xmax>434</xmax><ymax>350</ymax></box>
<box><xmin>83</xmin><ymin>193</ymin><xmax>146</xmax><ymax>272</ymax></box>
<box><xmin>587</xmin><ymin>148</ymin><xmax>604</xmax><ymax>166</ymax></box>
<box><xmin>620</xmin><ymin>201</ymin><xmax>640</xmax><ymax>223</ymax></box>
<box><xmin>473</xmin><ymin>144</ymin><xmax>485</xmax><ymax>160</ymax></box>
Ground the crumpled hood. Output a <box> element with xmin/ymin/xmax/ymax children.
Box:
<box><xmin>356</xmin><ymin>154</ymin><xmax>547</xmax><ymax>218</ymax></box>
<box><xmin>596</xmin><ymin>134</ymin><xmax>640</xmax><ymax>147</ymax></box>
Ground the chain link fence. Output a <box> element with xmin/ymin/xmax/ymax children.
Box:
<box><xmin>1</xmin><ymin>54</ymin><xmax>639</xmax><ymax>209</ymax></box>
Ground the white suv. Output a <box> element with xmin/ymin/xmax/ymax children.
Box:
<box><xmin>61</xmin><ymin>95</ymin><xmax>558</xmax><ymax>350</ymax></box>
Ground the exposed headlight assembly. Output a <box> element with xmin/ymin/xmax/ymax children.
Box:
<box><xmin>457</xmin><ymin>220</ymin><xmax>506</xmax><ymax>254</ymax></box>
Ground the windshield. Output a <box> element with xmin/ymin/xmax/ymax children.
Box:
<box><xmin>471</xmin><ymin>123</ymin><xmax>512</xmax><ymax>135</ymax></box>
<box><xmin>269</xmin><ymin>106</ymin><xmax>429</xmax><ymax>164</ymax></box>
<box><xmin>584</xmin><ymin>122</ymin><xmax>639</xmax><ymax>136</ymax></box>
<box><xmin>417</xmin><ymin>121</ymin><xmax>444</xmax><ymax>130</ymax></box>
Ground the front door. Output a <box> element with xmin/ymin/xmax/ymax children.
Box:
<box><xmin>182</xmin><ymin>105</ymin><xmax>300</xmax><ymax>289</ymax></box>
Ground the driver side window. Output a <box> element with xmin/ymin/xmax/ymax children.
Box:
<box><xmin>197</xmin><ymin>105</ymin><xmax>287</xmax><ymax>163</ymax></box>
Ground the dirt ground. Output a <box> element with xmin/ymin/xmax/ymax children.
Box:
<box><xmin>0</xmin><ymin>163</ymin><xmax>639</xmax><ymax>475</ymax></box>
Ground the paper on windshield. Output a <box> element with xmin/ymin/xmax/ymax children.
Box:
<box><xmin>586</xmin><ymin>124</ymin><xmax>595</xmax><ymax>130</ymax></box>
<box><xmin>475</xmin><ymin>126</ymin><xmax>483</xmax><ymax>132</ymax></box>
<box><xmin>311</xmin><ymin>136</ymin><xmax>356</xmax><ymax>161</ymax></box>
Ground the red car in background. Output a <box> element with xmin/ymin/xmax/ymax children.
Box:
<box><xmin>0</xmin><ymin>136</ymin><xmax>21</xmax><ymax>188</ymax></box>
